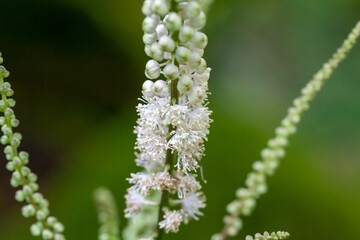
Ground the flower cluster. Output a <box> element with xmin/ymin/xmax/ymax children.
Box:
<box><xmin>212</xmin><ymin>22</ymin><xmax>360</xmax><ymax>240</ymax></box>
<box><xmin>245</xmin><ymin>231</ymin><xmax>290</xmax><ymax>240</ymax></box>
<box><xmin>0</xmin><ymin>53</ymin><xmax>65</xmax><ymax>240</ymax></box>
<box><xmin>124</xmin><ymin>0</ymin><xmax>212</xmax><ymax>236</ymax></box>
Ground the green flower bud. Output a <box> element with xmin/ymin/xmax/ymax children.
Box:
<box><xmin>30</xmin><ymin>222</ymin><xmax>43</xmax><ymax>236</ymax></box>
<box><xmin>142</xmin><ymin>16</ymin><xmax>158</xmax><ymax>34</ymax></box>
<box><xmin>28</xmin><ymin>172</ymin><xmax>38</xmax><ymax>182</ymax></box>
<box><xmin>153</xmin><ymin>80</ymin><xmax>169</xmax><ymax>97</ymax></box>
<box><xmin>42</xmin><ymin>229</ymin><xmax>54</xmax><ymax>240</ymax></box>
<box><xmin>36</xmin><ymin>210</ymin><xmax>48</xmax><ymax>221</ymax></box>
<box><xmin>0</xmin><ymin>100</ymin><xmax>6</xmax><ymax>109</ymax></box>
<box><xmin>164</xmin><ymin>12</ymin><xmax>182</xmax><ymax>32</ymax></box>
<box><xmin>185</xmin><ymin>2</ymin><xmax>201</xmax><ymax>18</ymax></box>
<box><xmin>163</xmin><ymin>63</ymin><xmax>179</xmax><ymax>80</ymax></box>
<box><xmin>0</xmin><ymin>135</ymin><xmax>9</xmax><ymax>144</ymax></box>
<box><xmin>177</xmin><ymin>74</ymin><xmax>193</xmax><ymax>93</ymax></box>
<box><xmin>159</xmin><ymin>36</ymin><xmax>176</xmax><ymax>52</ymax></box>
<box><xmin>196</xmin><ymin>58</ymin><xmax>207</xmax><ymax>73</ymax></box>
<box><xmin>7</xmin><ymin>98</ymin><xmax>16</xmax><ymax>107</ymax></box>
<box><xmin>145</xmin><ymin>60</ymin><xmax>161</xmax><ymax>79</ymax></box>
<box><xmin>235</xmin><ymin>188</ymin><xmax>252</xmax><ymax>199</ymax></box>
<box><xmin>6</xmin><ymin>88</ymin><xmax>14</xmax><ymax>97</ymax></box>
<box><xmin>23</xmin><ymin>185</ymin><xmax>34</xmax><ymax>196</ymax></box>
<box><xmin>152</xmin><ymin>0</ymin><xmax>170</xmax><ymax>16</ymax></box>
<box><xmin>10</xmin><ymin>176</ymin><xmax>20</xmax><ymax>187</ymax></box>
<box><xmin>2</xmin><ymin>125</ymin><xmax>12</xmax><ymax>135</ymax></box>
<box><xmin>12</xmin><ymin>170</ymin><xmax>22</xmax><ymax>183</ymax></box>
<box><xmin>179</xmin><ymin>26</ymin><xmax>195</xmax><ymax>43</ymax></box>
<box><xmin>143</xmin><ymin>32</ymin><xmax>157</xmax><ymax>45</ymax></box>
<box><xmin>47</xmin><ymin>216</ymin><xmax>58</xmax><ymax>226</ymax></box>
<box><xmin>6</xmin><ymin>161</ymin><xmax>15</xmax><ymax>171</ymax></box>
<box><xmin>189</xmin><ymin>51</ymin><xmax>202</xmax><ymax>68</ymax></box>
<box><xmin>11</xmin><ymin>136</ymin><xmax>21</xmax><ymax>148</ymax></box>
<box><xmin>53</xmin><ymin>222</ymin><xmax>65</xmax><ymax>233</ymax></box>
<box><xmin>142</xmin><ymin>80</ymin><xmax>154</xmax><ymax>96</ymax></box>
<box><xmin>191</xmin><ymin>32</ymin><xmax>208</xmax><ymax>49</ymax></box>
<box><xmin>144</xmin><ymin>45</ymin><xmax>152</xmax><ymax>57</ymax></box>
<box><xmin>4</xmin><ymin>107</ymin><xmax>14</xmax><ymax>117</ymax></box>
<box><xmin>175</xmin><ymin>46</ymin><xmax>191</xmax><ymax>63</ymax></box>
<box><xmin>29</xmin><ymin>182</ymin><xmax>39</xmax><ymax>192</ymax></box>
<box><xmin>10</xmin><ymin>118</ymin><xmax>19</xmax><ymax>127</ymax></box>
<box><xmin>0</xmin><ymin>116</ymin><xmax>5</xmax><ymax>125</ymax></box>
<box><xmin>149</xmin><ymin>43</ymin><xmax>164</xmax><ymax>62</ymax></box>
<box><xmin>0</xmin><ymin>66</ymin><xmax>10</xmax><ymax>78</ymax></box>
<box><xmin>189</xmin><ymin>11</ymin><xmax>207</xmax><ymax>29</ymax></box>
<box><xmin>141</xmin><ymin>0</ymin><xmax>153</xmax><ymax>16</ymax></box>
<box><xmin>156</xmin><ymin>23</ymin><xmax>168</xmax><ymax>38</ymax></box>
<box><xmin>22</xmin><ymin>204</ymin><xmax>36</xmax><ymax>218</ymax></box>
<box><xmin>19</xmin><ymin>151</ymin><xmax>29</xmax><ymax>162</ymax></box>
<box><xmin>54</xmin><ymin>233</ymin><xmax>65</xmax><ymax>240</ymax></box>
<box><xmin>15</xmin><ymin>190</ymin><xmax>25</xmax><ymax>202</ymax></box>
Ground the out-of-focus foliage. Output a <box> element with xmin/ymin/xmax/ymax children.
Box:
<box><xmin>0</xmin><ymin>0</ymin><xmax>359</xmax><ymax>239</ymax></box>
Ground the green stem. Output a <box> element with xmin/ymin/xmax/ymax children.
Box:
<box><xmin>155</xmin><ymin>78</ymin><xmax>179</xmax><ymax>240</ymax></box>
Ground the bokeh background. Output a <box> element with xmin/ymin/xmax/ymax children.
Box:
<box><xmin>0</xmin><ymin>0</ymin><xmax>360</xmax><ymax>239</ymax></box>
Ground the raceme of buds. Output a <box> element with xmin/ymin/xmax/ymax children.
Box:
<box><xmin>0</xmin><ymin>52</ymin><xmax>66</xmax><ymax>240</ymax></box>
<box><xmin>212</xmin><ymin>21</ymin><xmax>360</xmax><ymax>240</ymax></box>
<box><xmin>245</xmin><ymin>231</ymin><xmax>290</xmax><ymax>240</ymax></box>
<box><xmin>124</xmin><ymin>0</ymin><xmax>212</xmax><ymax>238</ymax></box>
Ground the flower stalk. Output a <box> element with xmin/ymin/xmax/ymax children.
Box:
<box><xmin>245</xmin><ymin>231</ymin><xmax>290</xmax><ymax>240</ymax></box>
<box><xmin>0</xmin><ymin>52</ymin><xmax>65</xmax><ymax>240</ymax></box>
<box><xmin>212</xmin><ymin>21</ymin><xmax>360</xmax><ymax>240</ymax></box>
<box><xmin>124</xmin><ymin>0</ymin><xmax>212</xmax><ymax>238</ymax></box>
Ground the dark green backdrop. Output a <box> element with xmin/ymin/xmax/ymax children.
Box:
<box><xmin>0</xmin><ymin>0</ymin><xmax>359</xmax><ymax>239</ymax></box>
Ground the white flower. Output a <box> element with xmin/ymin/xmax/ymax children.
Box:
<box><xmin>167</xmin><ymin>105</ymin><xmax>212</xmax><ymax>172</ymax></box>
<box><xmin>159</xmin><ymin>210</ymin><xmax>183</xmax><ymax>233</ymax></box>
<box><xmin>175</xmin><ymin>173</ymin><xmax>201</xmax><ymax>198</ymax></box>
<box><xmin>174</xmin><ymin>192</ymin><xmax>206</xmax><ymax>222</ymax></box>
<box><xmin>152</xmin><ymin>171</ymin><xmax>177</xmax><ymax>192</ymax></box>
<box><xmin>124</xmin><ymin>189</ymin><xmax>156</xmax><ymax>218</ymax></box>
<box><xmin>135</xmin><ymin>97</ymin><xmax>171</xmax><ymax>169</ymax></box>
<box><xmin>127</xmin><ymin>172</ymin><xmax>153</xmax><ymax>195</ymax></box>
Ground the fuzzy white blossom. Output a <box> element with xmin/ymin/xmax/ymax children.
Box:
<box><xmin>124</xmin><ymin>189</ymin><xmax>157</xmax><ymax>218</ymax></box>
<box><xmin>173</xmin><ymin>192</ymin><xmax>206</xmax><ymax>222</ymax></box>
<box><xmin>159</xmin><ymin>210</ymin><xmax>183</xmax><ymax>233</ymax></box>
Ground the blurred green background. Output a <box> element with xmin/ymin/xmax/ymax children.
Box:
<box><xmin>0</xmin><ymin>0</ymin><xmax>360</xmax><ymax>239</ymax></box>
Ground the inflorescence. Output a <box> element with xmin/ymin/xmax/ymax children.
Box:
<box><xmin>124</xmin><ymin>0</ymin><xmax>212</xmax><ymax>238</ymax></box>
<box><xmin>212</xmin><ymin>22</ymin><xmax>360</xmax><ymax>240</ymax></box>
<box><xmin>0</xmin><ymin>52</ymin><xmax>65</xmax><ymax>240</ymax></box>
<box><xmin>94</xmin><ymin>188</ymin><xmax>120</xmax><ymax>240</ymax></box>
<box><xmin>245</xmin><ymin>231</ymin><xmax>290</xmax><ymax>240</ymax></box>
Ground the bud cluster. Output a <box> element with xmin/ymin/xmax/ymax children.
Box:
<box><xmin>212</xmin><ymin>22</ymin><xmax>360</xmax><ymax>240</ymax></box>
<box><xmin>245</xmin><ymin>231</ymin><xmax>290</xmax><ymax>240</ymax></box>
<box><xmin>94</xmin><ymin>188</ymin><xmax>120</xmax><ymax>240</ymax></box>
<box><xmin>125</xmin><ymin>0</ymin><xmax>212</xmax><ymax>236</ymax></box>
<box><xmin>0</xmin><ymin>53</ymin><xmax>65</xmax><ymax>240</ymax></box>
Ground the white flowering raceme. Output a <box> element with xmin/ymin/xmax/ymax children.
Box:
<box><xmin>124</xmin><ymin>0</ymin><xmax>212</xmax><ymax>238</ymax></box>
